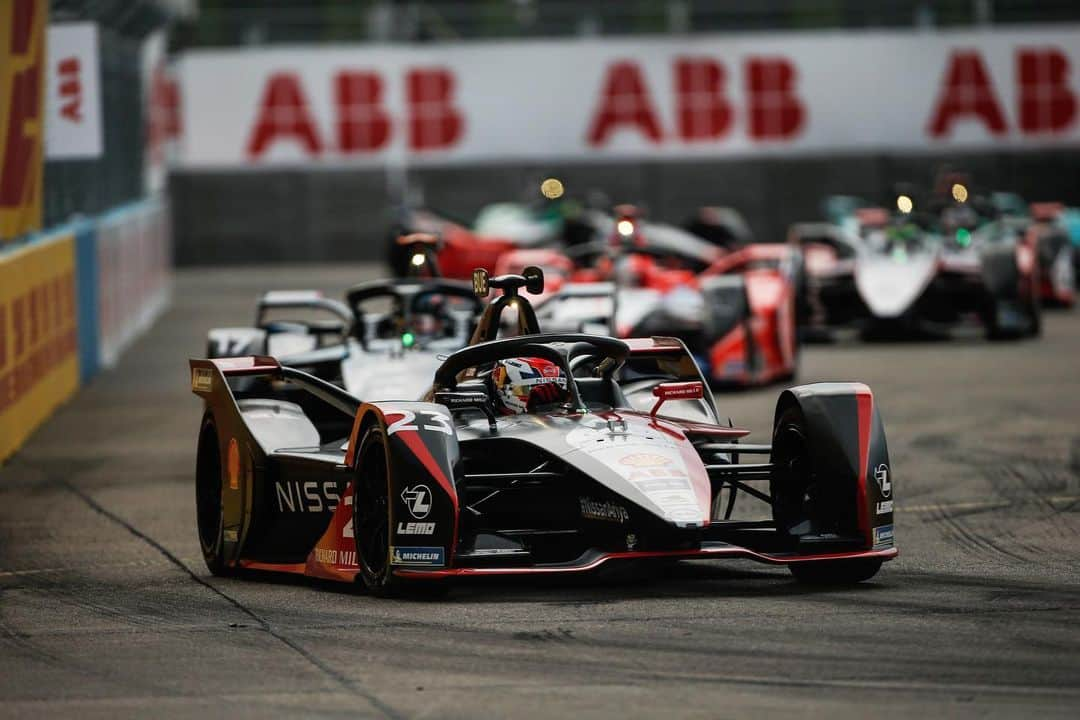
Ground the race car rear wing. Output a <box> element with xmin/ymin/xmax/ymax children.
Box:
<box><xmin>190</xmin><ymin>356</ymin><xmax>360</xmax><ymax>418</ymax></box>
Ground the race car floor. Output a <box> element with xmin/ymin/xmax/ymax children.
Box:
<box><xmin>1</xmin><ymin>265</ymin><xmax>1079</xmax><ymax>719</ymax></box>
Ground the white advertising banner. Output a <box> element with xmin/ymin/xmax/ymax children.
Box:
<box><xmin>175</xmin><ymin>26</ymin><xmax>1080</xmax><ymax>169</ymax></box>
<box><xmin>46</xmin><ymin>22</ymin><xmax>103</xmax><ymax>159</ymax></box>
<box><xmin>141</xmin><ymin>30</ymin><xmax>176</xmax><ymax>193</ymax></box>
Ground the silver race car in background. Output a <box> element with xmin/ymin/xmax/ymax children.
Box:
<box><xmin>207</xmin><ymin>279</ymin><xmax>482</xmax><ymax>401</ymax></box>
<box><xmin>789</xmin><ymin>198</ymin><xmax>1041</xmax><ymax>340</ymax></box>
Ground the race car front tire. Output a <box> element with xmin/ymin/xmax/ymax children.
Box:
<box><xmin>354</xmin><ymin>425</ymin><xmax>448</xmax><ymax>598</ymax></box>
<box><xmin>354</xmin><ymin>426</ymin><xmax>397</xmax><ymax>595</ymax></box>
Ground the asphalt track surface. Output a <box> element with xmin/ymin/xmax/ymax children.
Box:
<box><xmin>2</xmin><ymin>264</ymin><xmax>1079</xmax><ymax>719</ymax></box>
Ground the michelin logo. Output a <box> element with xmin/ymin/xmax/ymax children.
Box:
<box><xmin>391</xmin><ymin>546</ymin><xmax>445</xmax><ymax>567</ymax></box>
<box><xmin>873</xmin><ymin>524</ymin><xmax>894</xmax><ymax>548</ymax></box>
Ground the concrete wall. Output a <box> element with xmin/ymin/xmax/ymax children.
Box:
<box><xmin>170</xmin><ymin>151</ymin><xmax>1080</xmax><ymax>266</ymax></box>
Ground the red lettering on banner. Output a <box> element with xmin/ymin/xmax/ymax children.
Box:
<box><xmin>675</xmin><ymin>58</ymin><xmax>732</xmax><ymax>141</ymax></box>
<box><xmin>745</xmin><ymin>58</ymin><xmax>804</xmax><ymax>140</ymax></box>
<box><xmin>35</xmin><ymin>285</ymin><xmax>46</xmax><ymax>336</ymax></box>
<box><xmin>1017</xmin><ymin>49</ymin><xmax>1076</xmax><ymax>133</ymax></box>
<box><xmin>11</xmin><ymin>0</ymin><xmax>33</xmax><ymax>53</ymax></box>
<box><xmin>12</xmin><ymin>297</ymin><xmax>25</xmax><ymax>358</ymax></box>
<box><xmin>50</xmin><ymin>277</ymin><xmax>60</xmax><ymax>329</ymax></box>
<box><xmin>28</xmin><ymin>288</ymin><xmax>38</xmax><ymax>344</ymax></box>
<box><xmin>587</xmin><ymin>62</ymin><xmax>663</xmax><ymax>145</ymax></box>
<box><xmin>246</xmin><ymin>73</ymin><xmax>322</xmax><ymax>158</ymax></box>
<box><xmin>406</xmin><ymin>68</ymin><xmax>463</xmax><ymax>151</ymax></box>
<box><xmin>928</xmin><ymin>51</ymin><xmax>1007</xmax><ymax>137</ymax></box>
<box><xmin>335</xmin><ymin>71</ymin><xmax>391</xmax><ymax>152</ymax></box>
<box><xmin>0</xmin><ymin>267</ymin><xmax>77</xmax><ymax>415</ymax></box>
<box><xmin>147</xmin><ymin>67</ymin><xmax>182</xmax><ymax>163</ymax></box>
<box><xmin>58</xmin><ymin>57</ymin><xmax>82</xmax><ymax>122</ymax></box>
<box><xmin>0</xmin><ymin>303</ymin><xmax>6</xmax><ymax>369</ymax></box>
<box><xmin>1</xmin><ymin>0</ymin><xmax>42</xmax><ymax>211</ymax></box>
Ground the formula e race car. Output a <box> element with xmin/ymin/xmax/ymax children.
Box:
<box><xmin>390</xmin><ymin>200</ymin><xmax>760</xmax><ymax>282</ymax></box>
<box><xmin>206</xmin><ymin>274</ymin><xmax>482</xmax><ymax>401</ymax></box>
<box><xmin>189</xmin><ymin>268</ymin><xmax>896</xmax><ymax>596</ymax></box>
<box><xmin>789</xmin><ymin>195</ymin><xmax>1041</xmax><ymax>340</ymax></box>
<box><xmin>493</xmin><ymin>206</ymin><xmax>800</xmax><ymax>388</ymax></box>
<box><xmin>992</xmin><ymin>195</ymin><xmax>1076</xmax><ymax>307</ymax></box>
<box><xmin>387</xmin><ymin>201</ymin><xmax>600</xmax><ymax>279</ymax></box>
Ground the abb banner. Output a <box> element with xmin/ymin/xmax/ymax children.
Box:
<box><xmin>176</xmin><ymin>27</ymin><xmax>1080</xmax><ymax>168</ymax></box>
<box><xmin>45</xmin><ymin>22</ymin><xmax>103</xmax><ymax>159</ymax></box>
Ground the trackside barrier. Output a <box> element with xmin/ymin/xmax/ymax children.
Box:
<box><xmin>0</xmin><ymin>231</ymin><xmax>81</xmax><ymax>463</ymax></box>
<box><xmin>96</xmin><ymin>197</ymin><xmax>171</xmax><ymax>368</ymax></box>
<box><xmin>0</xmin><ymin>195</ymin><xmax>172</xmax><ymax>464</ymax></box>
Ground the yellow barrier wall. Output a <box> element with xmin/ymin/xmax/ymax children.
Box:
<box><xmin>0</xmin><ymin>0</ymin><xmax>47</xmax><ymax>240</ymax></box>
<box><xmin>0</xmin><ymin>234</ymin><xmax>80</xmax><ymax>462</ymax></box>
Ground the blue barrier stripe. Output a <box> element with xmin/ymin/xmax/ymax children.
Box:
<box><xmin>0</xmin><ymin>195</ymin><xmax>164</xmax><ymax>385</ymax></box>
<box><xmin>75</xmin><ymin>224</ymin><xmax>100</xmax><ymax>383</ymax></box>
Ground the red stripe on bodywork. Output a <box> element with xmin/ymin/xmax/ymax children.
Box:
<box><xmin>395</xmin><ymin>427</ymin><xmax>456</xmax><ymax>504</ymax></box>
<box><xmin>855</xmin><ymin>384</ymin><xmax>873</xmax><ymax>547</ymax></box>
<box><xmin>393</xmin><ymin>426</ymin><xmax>460</xmax><ymax>566</ymax></box>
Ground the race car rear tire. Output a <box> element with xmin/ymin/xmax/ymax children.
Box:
<box><xmin>789</xmin><ymin>558</ymin><xmax>882</xmax><ymax>585</ymax></box>
<box><xmin>195</xmin><ymin>414</ymin><xmax>236</xmax><ymax>577</ymax></box>
<box><xmin>984</xmin><ymin>247</ymin><xmax>1041</xmax><ymax>340</ymax></box>
<box><xmin>354</xmin><ymin>426</ymin><xmax>398</xmax><ymax>595</ymax></box>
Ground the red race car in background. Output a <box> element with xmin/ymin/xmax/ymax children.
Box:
<box><xmin>493</xmin><ymin>206</ymin><xmax>801</xmax><ymax>388</ymax></box>
<box><xmin>388</xmin><ymin>202</ymin><xmax>599</xmax><ymax>280</ymax></box>
<box><xmin>1021</xmin><ymin>201</ymin><xmax>1076</xmax><ymax>307</ymax></box>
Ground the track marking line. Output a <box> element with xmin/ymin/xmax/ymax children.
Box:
<box><xmin>47</xmin><ymin>475</ymin><xmax>405</xmax><ymax>720</ymax></box>
<box><xmin>899</xmin><ymin>495</ymin><xmax>1080</xmax><ymax>515</ymax></box>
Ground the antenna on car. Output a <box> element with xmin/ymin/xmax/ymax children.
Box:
<box><xmin>468</xmin><ymin>266</ymin><xmax>545</xmax><ymax>344</ymax></box>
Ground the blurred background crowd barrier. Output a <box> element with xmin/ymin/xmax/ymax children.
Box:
<box><xmin>3</xmin><ymin>0</ymin><xmax>1080</xmax><ymax>460</ymax></box>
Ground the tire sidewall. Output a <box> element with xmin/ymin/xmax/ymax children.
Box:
<box><xmin>195</xmin><ymin>413</ymin><xmax>231</xmax><ymax>576</ymax></box>
<box><xmin>354</xmin><ymin>426</ymin><xmax>395</xmax><ymax>593</ymax></box>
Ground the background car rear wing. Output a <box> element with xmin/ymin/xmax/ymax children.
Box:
<box><xmin>254</xmin><ymin>290</ymin><xmax>353</xmax><ymax>330</ymax></box>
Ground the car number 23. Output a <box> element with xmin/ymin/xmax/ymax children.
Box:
<box><xmin>387</xmin><ymin>410</ymin><xmax>453</xmax><ymax>436</ymax></box>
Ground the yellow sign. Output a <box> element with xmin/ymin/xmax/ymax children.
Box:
<box><xmin>0</xmin><ymin>0</ymin><xmax>47</xmax><ymax>240</ymax></box>
<box><xmin>0</xmin><ymin>233</ymin><xmax>79</xmax><ymax>462</ymax></box>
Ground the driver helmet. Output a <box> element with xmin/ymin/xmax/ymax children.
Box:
<box><xmin>491</xmin><ymin>357</ymin><xmax>569</xmax><ymax>414</ymax></box>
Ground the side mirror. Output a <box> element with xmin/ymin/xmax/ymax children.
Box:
<box><xmin>522</xmin><ymin>265</ymin><xmax>545</xmax><ymax>295</ymax></box>
<box><xmin>650</xmin><ymin>381</ymin><xmax>705</xmax><ymax>417</ymax></box>
<box><xmin>472</xmin><ymin>268</ymin><xmax>490</xmax><ymax>298</ymax></box>
<box><xmin>435</xmin><ymin>390</ymin><xmax>497</xmax><ymax>432</ymax></box>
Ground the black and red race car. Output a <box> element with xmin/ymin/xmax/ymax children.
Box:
<box><xmin>190</xmin><ymin>269</ymin><xmax>895</xmax><ymax>596</ymax></box>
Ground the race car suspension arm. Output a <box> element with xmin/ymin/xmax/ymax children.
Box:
<box><xmin>705</xmin><ymin>464</ymin><xmax>774</xmax><ymax>507</ymax></box>
<box><xmin>463</xmin><ymin>461</ymin><xmax>563</xmax><ymax>515</ymax></box>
